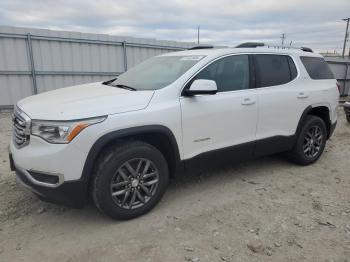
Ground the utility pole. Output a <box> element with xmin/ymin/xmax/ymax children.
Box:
<box><xmin>197</xmin><ymin>26</ymin><xmax>200</xmax><ymax>45</ymax></box>
<box><xmin>342</xmin><ymin>18</ymin><xmax>350</xmax><ymax>58</ymax></box>
<box><xmin>281</xmin><ymin>33</ymin><xmax>286</xmax><ymax>48</ymax></box>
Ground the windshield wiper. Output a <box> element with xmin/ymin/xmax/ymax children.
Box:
<box><xmin>115</xmin><ymin>84</ymin><xmax>137</xmax><ymax>91</ymax></box>
<box><xmin>102</xmin><ymin>78</ymin><xmax>117</xmax><ymax>85</ymax></box>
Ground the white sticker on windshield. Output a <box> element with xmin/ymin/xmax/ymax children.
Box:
<box><xmin>180</xmin><ymin>56</ymin><xmax>205</xmax><ymax>61</ymax></box>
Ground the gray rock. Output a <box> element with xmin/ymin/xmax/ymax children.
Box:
<box><xmin>220</xmin><ymin>255</ymin><xmax>229</xmax><ymax>261</ymax></box>
<box><xmin>247</xmin><ymin>241</ymin><xmax>265</xmax><ymax>254</ymax></box>
<box><xmin>185</xmin><ymin>256</ymin><xmax>200</xmax><ymax>262</ymax></box>
<box><xmin>37</xmin><ymin>207</ymin><xmax>46</xmax><ymax>214</ymax></box>
<box><xmin>15</xmin><ymin>243</ymin><xmax>21</xmax><ymax>251</ymax></box>
<box><xmin>266</xmin><ymin>249</ymin><xmax>273</xmax><ymax>256</ymax></box>
<box><xmin>184</xmin><ymin>245</ymin><xmax>194</xmax><ymax>252</ymax></box>
<box><xmin>274</xmin><ymin>242</ymin><xmax>282</xmax><ymax>247</ymax></box>
<box><xmin>213</xmin><ymin>244</ymin><xmax>220</xmax><ymax>250</ymax></box>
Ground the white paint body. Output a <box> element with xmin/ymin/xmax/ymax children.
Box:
<box><xmin>10</xmin><ymin>47</ymin><xmax>339</xmax><ymax>184</ymax></box>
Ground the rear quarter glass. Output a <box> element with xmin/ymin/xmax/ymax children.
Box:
<box><xmin>300</xmin><ymin>57</ymin><xmax>334</xmax><ymax>79</ymax></box>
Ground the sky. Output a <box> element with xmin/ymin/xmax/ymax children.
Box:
<box><xmin>0</xmin><ymin>0</ymin><xmax>350</xmax><ymax>53</ymax></box>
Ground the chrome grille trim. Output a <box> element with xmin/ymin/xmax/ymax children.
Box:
<box><xmin>12</xmin><ymin>105</ymin><xmax>31</xmax><ymax>148</ymax></box>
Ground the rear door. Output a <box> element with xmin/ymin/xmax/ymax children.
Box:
<box><xmin>180</xmin><ymin>54</ymin><xmax>258</xmax><ymax>160</ymax></box>
<box><xmin>253</xmin><ymin>54</ymin><xmax>308</xmax><ymax>155</ymax></box>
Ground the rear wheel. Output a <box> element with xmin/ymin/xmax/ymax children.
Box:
<box><xmin>287</xmin><ymin>115</ymin><xmax>327</xmax><ymax>165</ymax></box>
<box><xmin>92</xmin><ymin>141</ymin><xmax>169</xmax><ymax>220</ymax></box>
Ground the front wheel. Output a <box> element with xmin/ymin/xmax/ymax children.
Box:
<box><xmin>287</xmin><ymin>115</ymin><xmax>327</xmax><ymax>165</ymax></box>
<box><xmin>92</xmin><ymin>141</ymin><xmax>169</xmax><ymax>220</ymax></box>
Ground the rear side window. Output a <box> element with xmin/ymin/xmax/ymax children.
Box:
<box><xmin>300</xmin><ymin>56</ymin><xmax>334</xmax><ymax>79</ymax></box>
<box><xmin>254</xmin><ymin>55</ymin><xmax>297</xmax><ymax>88</ymax></box>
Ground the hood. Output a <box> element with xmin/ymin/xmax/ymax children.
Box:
<box><xmin>17</xmin><ymin>82</ymin><xmax>154</xmax><ymax>120</ymax></box>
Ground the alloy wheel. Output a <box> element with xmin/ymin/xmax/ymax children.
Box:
<box><xmin>110</xmin><ymin>158</ymin><xmax>159</xmax><ymax>209</ymax></box>
<box><xmin>303</xmin><ymin>126</ymin><xmax>323</xmax><ymax>158</ymax></box>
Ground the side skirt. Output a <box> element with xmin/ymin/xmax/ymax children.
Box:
<box><xmin>184</xmin><ymin>141</ymin><xmax>255</xmax><ymax>174</ymax></box>
<box><xmin>183</xmin><ymin>135</ymin><xmax>295</xmax><ymax>174</ymax></box>
<box><xmin>254</xmin><ymin>135</ymin><xmax>296</xmax><ymax>157</ymax></box>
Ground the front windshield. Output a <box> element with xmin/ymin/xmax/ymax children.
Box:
<box><xmin>112</xmin><ymin>55</ymin><xmax>205</xmax><ymax>90</ymax></box>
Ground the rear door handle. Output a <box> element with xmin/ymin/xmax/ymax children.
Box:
<box><xmin>241</xmin><ymin>98</ymin><xmax>256</xmax><ymax>105</ymax></box>
<box><xmin>297</xmin><ymin>92</ymin><xmax>308</xmax><ymax>99</ymax></box>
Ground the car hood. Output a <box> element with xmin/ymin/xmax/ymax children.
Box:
<box><xmin>17</xmin><ymin>82</ymin><xmax>155</xmax><ymax>120</ymax></box>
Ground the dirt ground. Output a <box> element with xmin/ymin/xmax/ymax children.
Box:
<box><xmin>0</xmin><ymin>109</ymin><xmax>349</xmax><ymax>262</ymax></box>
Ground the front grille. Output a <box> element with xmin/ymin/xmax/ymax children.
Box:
<box><xmin>12</xmin><ymin>106</ymin><xmax>30</xmax><ymax>148</ymax></box>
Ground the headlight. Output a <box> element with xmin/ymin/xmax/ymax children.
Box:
<box><xmin>31</xmin><ymin>116</ymin><xmax>106</xmax><ymax>143</ymax></box>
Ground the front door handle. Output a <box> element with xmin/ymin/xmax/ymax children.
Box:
<box><xmin>241</xmin><ymin>98</ymin><xmax>256</xmax><ymax>105</ymax></box>
<box><xmin>297</xmin><ymin>92</ymin><xmax>308</xmax><ymax>99</ymax></box>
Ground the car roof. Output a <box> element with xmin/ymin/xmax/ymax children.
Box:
<box><xmin>162</xmin><ymin>47</ymin><xmax>323</xmax><ymax>58</ymax></box>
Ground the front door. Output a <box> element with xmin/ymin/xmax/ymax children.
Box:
<box><xmin>180</xmin><ymin>54</ymin><xmax>258</xmax><ymax>160</ymax></box>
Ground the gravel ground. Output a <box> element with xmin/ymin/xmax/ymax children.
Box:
<box><xmin>0</xmin><ymin>109</ymin><xmax>349</xmax><ymax>262</ymax></box>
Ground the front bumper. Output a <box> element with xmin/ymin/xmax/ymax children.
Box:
<box><xmin>9</xmin><ymin>153</ymin><xmax>87</xmax><ymax>208</ymax></box>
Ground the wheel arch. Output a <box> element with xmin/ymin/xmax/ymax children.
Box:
<box><xmin>81</xmin><ymin>125</ymin><xmax>182</xmax><ymax>193</ymax></box>
<box><xmin>296</xmin><ymin>105</ymin><xmax>332</xmax><ymax>139</ymax></box>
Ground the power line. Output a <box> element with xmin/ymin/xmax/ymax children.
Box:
<box><xmin>342</xmin><ymin>18</ymin><xmax>350</xmax><ymax>57</ymax></box>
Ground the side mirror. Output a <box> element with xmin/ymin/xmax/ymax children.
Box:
<box><xmin>184</xmin><ymin>79</ymin><xmax>218</xmax><ymax>96</ymax></box>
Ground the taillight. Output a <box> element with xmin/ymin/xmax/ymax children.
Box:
<box><xmin>336</xmin><ymin>82</ymin><xmax>341</xmax><ymax>94</ymax></box>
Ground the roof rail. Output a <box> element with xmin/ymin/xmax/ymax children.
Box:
<box><xmin>188</xmin><ymin>45</ymin><xmax>214</xmax><ymax>50</ymax></box>
<box><xmin>265</xmin><ymin>45</ymin><xmax>314</xmax><ymax>53</ymax></box>
<box><xmin>236</xmin><ymin>42</ymin><xmax>265</xmax><ymax>48</ymax></box>
<box><xmin>235</xmin><ymin>42</ymin><xmax>313</xmax><ymax>53</ymax></box>
<box><xmin>300</xmin><ymin>47</ymin><xmax>313</xmax><ymax>53</ymax></box>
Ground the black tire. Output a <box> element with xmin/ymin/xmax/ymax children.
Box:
<box><xmin>287</xmin><ymin>115</ymin><xmax>327</xmax><ymax>165</ymax></box>
<box><xmin>344</xmin><ymin>106</ymin><xmax>350</xmax><ymax>123</ymax></box>
<box><xmin>92</xmin><ymin>141</ymin><xmax>169</xmax><ymax>220</ymax></box>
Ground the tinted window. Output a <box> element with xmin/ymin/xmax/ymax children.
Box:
<box><xmin>300</xmin><ymin>56</ymin><xmax>334</xmax><ymax>79</ymax></box>
<box><xmin>194</xmin><ymin>55</ymin><xmax>249</xmax><ymax>92</ymax></box>
<box><xmin>255</xmin><ymin>55</ymin><xmax>295</xmax><ymax>88</ymax></box>
<box><xmin>288</xmin><ymin>57</ymin><xmax>298</xmax><ymax>79</ymax></box>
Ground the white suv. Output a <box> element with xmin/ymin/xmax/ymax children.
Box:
<box><xmin>9</xmin><ymin>43</ymin><xmax>338</xmax><ymax>220</ymax></box>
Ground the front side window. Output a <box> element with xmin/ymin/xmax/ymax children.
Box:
<box><xmin>112</xmin><ymin>55</ymin><xmax>205</xmax><ymax>90</ymax></box>
<box><xmin>254</xmin><ymin>54</ymin><xmax>296</xmax><ymax>88</ymax></box>
<box><xmin>193</xmin><ymin>55</ymin><xmax>250</xmax><ymax>92</ymax></box>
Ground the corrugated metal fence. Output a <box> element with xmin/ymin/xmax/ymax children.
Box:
<box><xmin>324</xmin><ymin>57</ymin><xmax>350</xmax><ymax>96</ymax></box>
<box><xmin>0</xmin><ymin>26</ymin><xmax>193</xmax><ymax>109</ymax></box>
<box><xmin>2</xmin><ymin>26</ymin><xmax>348</xmax><ymax>110</ymax></box>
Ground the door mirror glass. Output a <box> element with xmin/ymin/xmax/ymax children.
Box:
<box><xmin>185</xmin><ymin>79</ymin><xmax>218</xmax><ymax>96</ymax></box>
